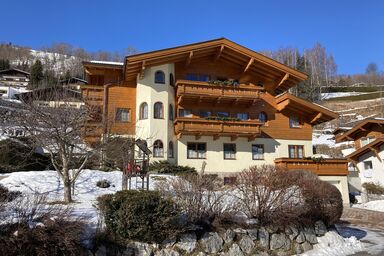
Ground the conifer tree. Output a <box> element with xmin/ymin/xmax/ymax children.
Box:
<box><xmin>29</xmin><ymin>60</ymin><xmax>43</xmax><ymax>89</ymax></box>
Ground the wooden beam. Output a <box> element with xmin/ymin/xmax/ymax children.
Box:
<box><xmin>370</xmin><ymin>146</ymin><xmax>382</xmax><ymax>162</ymax></box>
<box><xmin>277</xmin><ymin>99</ymin><xmax>291</xmax><ymax>112</ymax></box>
<box><xmin>277</xmin><ymin>73</ymin><xmax>289</xmax><ymax>87</ymax></box>
<box><xmin>177</xmin><ymin>95</ymin><xmax>183</xmax><ymax>105</ymax></box>
<box><xmin>213</xmin><ymin>45</ymin><xmax>225</xmax><ymax>62</ymax></box>
<box><xmin>139</xmin><ymin>61</ymin><xmax>146</xmax><ymax>79</ymax></box>
<box><xmin>176</xmin><ymin>133</ymin><xmax>182</xmax><ymax>139</ymax></box>
<box><xmin>195</xmin><ymin>133</ymin><xmax>202</xmax><ymax>140</ymax></box>
<box><xmin>243</xmin><ymin>58</ymin><xmax>254</xmax><ymax>73</ymax></box>
<box><xmin>310</xmin><ymin>113</ymin><xmax>323</xmax><ymax>124</ymax></box>
<box><xmin>185</xmin><ymin>51</ymin><xmax>193</xmax><ymax>67</ymax></box>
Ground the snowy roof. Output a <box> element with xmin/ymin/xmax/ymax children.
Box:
<box><xmin>88</xmin><ymin>60</ymin><xmax>123</xmax><ymax>66</ymax></box>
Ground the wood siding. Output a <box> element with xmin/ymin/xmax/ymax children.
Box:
<box><xmin>275</xmin><ymin>158</ymin><xmax>348</xmax><ymax>176</ymax></box>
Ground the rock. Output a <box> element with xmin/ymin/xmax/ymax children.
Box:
<box><xmin>234</xmin><ymin>228</ymin><xmax>247</xmax><ymax>234</ymax></box>
<box><xmin>200</xmin><ymin>232</ymin><xmax>224</xmax><ymax>254</ymax></box>
<box><xmin>238</xmin><ymin>235</ymin><xmax>255</xmax><ymax>254</ymax></box>
<box><xmin>303</xmin><ymin>227</ymin><xmax>318</xmax><ymax>244</ymax></box>
<box><xmin>161</xmin><ymin>237</ymin><xmax>176</xmax><ymax>248</ymax></box>
<box><xmin>225</xmin><ymin>243</ymin><xmax>244</xmax><ymax>256</ymax></box>
<box><xmin>155</xmin><ymin>249</ymin><xmax>180</xmax><ymax>256</ymax></box>
<box><xmin>314</xmin><ymin>220</ymin><xmax>327</xmax><ymax>236</ymax></box>
<box><xmin>296</xmin><ymin>231</ymin><xmax>306</xmax><ymax>244</ymax></box>
<box><xmin>301</xmin><ymin>241</ymin><xmax>313</xmax><ymax>251</ymax></box>
<box><xmin>247</xmin><ymin>229</ymin><xmax>258</xmax><ymax>240</ymax></box>
<box><xmin>130</xmin><ymin>242</ymin><xmax>153</xmax><ymax>256</ymax></box>
<box><xmin>253</xmin><ymin>252</ymin><xmax>269</xmax><ymax>256</ymax></box>
<box><xmin>175</xmin><ymin>232</ymin><xmax>197</xmax><ymax>253</ymax></box>
<box><xmin>95</xmin><ymin>246</ymin><xmax>107</xmax><ymax>256</ymax></box>
<box><xmin>258</xmin><ymin>227</ymin><xmax>270</xmax><ymax>248</ymax></box>
<box><xmin>270</xmin><ymin>233</ymin><xmax>291</xmax><ymax>251</ymax></box>
<box><xmin>276</xmin><ymin>250</ymin><xmax>291</xmax><ymax>256</ymax></box>
<box><xmin>286</xmin><ymin>226</ymin><xmax>299</xmax><ymax>240</ymax></box>
<box><xmin>266</xmin><ymin>225</ymin><xmax>279</xmax><ymax>233</ymax></box>
<box><xmin>223</xmin><ymin>229</ymin><xmax>236</xmax><ymax>244</ymax></box>
<box><xmin>293</xmin><ymin>243</ymin><xmax>304</xmax><ymax>254</ymax></box>
<box><xmin>195</xmin><ymin>252</ymin><xmax>207</xmax><ymax>256</ymax></box>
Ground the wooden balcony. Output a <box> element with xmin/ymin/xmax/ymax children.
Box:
<box><xmin>274</xmin><ymin>158</ymin><xmax>348</xmax><ymax>176</ymax></box>
<box><xmin>176</xmin><ymin>80</ymin><xmax>263</xmax><ymax>105</ymax></box>
<box><xmin>175</xmin><ymin>117</ymin><xmax>262</xmax><ymax>141</ymax></box>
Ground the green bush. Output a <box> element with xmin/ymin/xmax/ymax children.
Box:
<box><xmin>362</xmin><ymin>182</ymin><xmax>384</xmax><ymax>195</ymax></box>
<box><xmin>149</xmin><ymin>160</ymin><xmax>197</xmax><ymax>175</ymax></box>
<box><xmin>97</xmin><ymin>190</ymin><xmax>181</xmax><ymax>243</ymax></box>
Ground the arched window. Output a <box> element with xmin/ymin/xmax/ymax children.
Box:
<box><xmin>169</xmin><ymin>104</ymin><xmax>174</xmax><ymax>121</ymax></box>
<box><xmin>168</xmin><ymin>141</ymin><xmax>174</xmax><ymax>158</ymax></box>
<box><xmin>169</xmin><ymin>73</ymin><xmax>174</xmax><ymax>86</ymax></box>
<box><xmin>154</xmin><ymin>70</ymin><xmax>165</xmax><ymax>84</ymax></box>
<box><xmin>259</xmin><ymin>112</ymin><xmax>267</xmax><ymax>123</ymax></box>
<box><xmin>139</xmin><ymin>102</ymin><xmax>148</xmax><ymax>120</ymax></box>
<box><xmin>153</xmin><ymin>140</ymin><xmax>164</xmax><ymax>157</ymax></box>
<box><xmin>154</xmin><ymin>102</ymin><xmax>164</xmax><ymax>119</ymax></box>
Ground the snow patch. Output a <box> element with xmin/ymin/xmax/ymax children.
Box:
<box><xmin>353</xmin><ymin>199</ymin><xmax>384</xmax><ymax>212</ymax></box>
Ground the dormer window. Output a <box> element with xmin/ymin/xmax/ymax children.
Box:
<box><xmin>155</xmin><ymin>71</ymin><xmax>165</xmax><ymax>84</ymax></box>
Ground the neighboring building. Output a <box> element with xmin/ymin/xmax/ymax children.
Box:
<box><xmin>59</xmin><ymin>77</ymin><xmax>88</xmax><ymax>91</ymax></box>
<box><xmin>336</xmin><ymin>118</ymin><xmax>384</xmax><ymax>188</ymax></box>
<box><xmin>0</xmin><ymin>68</ymin><xmax>30</xmax><ymax>99</ymax></box>
<box><xmin>81</xmin><ymin>38</ymin><xmax>349</xmax><ymax>203</ymax></box>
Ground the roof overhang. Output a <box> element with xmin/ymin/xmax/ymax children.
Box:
<box><xmin>83</xmin><ymin>61</ymin><xmax>124</xmax><ymax>75</ymax></box>
<box><xmin>346</xmin><ymin>137</ymin><xmax>384</xmax><ymax>162</ymax></box>
<box><xmin>124</xmin><ymin>38</ymin><xmax>307</xmax><ymax>92</ymax></box>
<box><xmin>275</xmin><ymin>93</ymin><xmax>338</xmax><ymax>124</ymax></box>
<box><xmin>336</xmin><ymin>119</ymin><xmax>384</xmax><ymax>143</ymax></box>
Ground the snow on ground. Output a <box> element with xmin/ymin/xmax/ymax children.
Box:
<box><xmin>312</xmin><ymin>133</ymin><xmax>336</xmax><ymax>147</ymax></box>
<box><xmin>301</xmin><ymin>230</ymin><xmax>364</xmax><ymax>256</ymax></box>
<box><xmin>321</xmin><ymin>92</ymin><xmax>368</xmax><ymax>100</ymax></box>
<box><xmin>353</xmin><ymin>200</ymin><xmax>384</xmax><ymax>212</ymax></box>
<box><xmin>0</xmin><ymin>170</ymin><xmax>175</xmax><ymax>231</ymax></box>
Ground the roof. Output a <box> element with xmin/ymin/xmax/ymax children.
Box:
<box><xmin>346</xmin><ymin>137</ymin><xmax>384</xmax><ymax>161</ymax></box>
<box><xmin>59</xmin><ymin>77</ymin><xmax>88</xmax><ymax>84</ymax></box>
<box><xmin>0</xmin><ymin>68</ymin><xmax>30</xmax><ymax>76</ymax></box>
<box><xmin>15</xmin><ymin>87</ymin><xmax>82</xmax><ymax>102</ymax></box>
<box><xmin>124</xmin><ymin>38</ymin><xmax>308</xmax><ymax>92</ymax></box>
<box><xmin>335</xmin><ymin>118</ymin><xmax>384</xmax><ymax>143</ymax></box>
<box><xmin>84</xmin><ymin>60</ymin><xmax>124</xmax><ymax>66</ymax></box>
<box><xmin>275</xmin><ymin>92</ymin><xmax>339</xmax><ymax>124</ymax></box>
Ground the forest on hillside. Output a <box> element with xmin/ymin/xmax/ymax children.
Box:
<box><xmin>0</xmin><ymin>41</ymin><xmax>383</xmax><ymax>101</ymax></box>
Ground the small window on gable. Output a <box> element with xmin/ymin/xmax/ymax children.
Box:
<box><xmin>289</xmin><ymin>115</ymin><xmax>301</xmax><ymax>128</ymax></box>
<box><xmin>364</xmin><ymin>161</ymin><xmax>373</xmax><ymax>170</ymax></box>
<box><xmin>155</xmin><ymin>70</ymin><xmax>165</xmax><ymax>84</ymax></box>
<box><xmin>258</xmin><ymin>112</ymin><xmax>267</xmax><ymax>123</ymax></box>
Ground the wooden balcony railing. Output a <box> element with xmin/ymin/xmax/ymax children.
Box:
<box><xmin>274</xmin><ymin>158</ymin><xmax>348</xmax><ymax>176</ymax></box>
<box><xmin>175</xmin><ymin>117</ymin><xmax>262</xmax><ymax>140</ymax></box>
<box><xmin>176</xmin><ymin>80</ymin><xmax>263</xmax><ymax>104</ymax></box>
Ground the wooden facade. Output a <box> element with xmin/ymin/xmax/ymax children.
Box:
<box><xmin>275</xmin><ymin>158</ymin><xmax>349</xmax><ymax>176</ymax></box>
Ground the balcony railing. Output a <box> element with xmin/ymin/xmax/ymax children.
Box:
<box><xmin>176</xmin><ymin>80</ymin><xmax>263</xmax><ymax>104</ymax></box>
<box><xmin>274</xmin><ymin>158</ymin><xmax>348</xmax><ymax>176</ymax></box>
<box><xmin>175</xmin><ymin>117</ymin><xmax>261</xmax><ymax>140</ymax></box>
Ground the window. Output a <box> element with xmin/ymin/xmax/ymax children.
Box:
<box><xmin>154</xmin><ymin>102</ymin><xmax>163</xmax><ymax>119</ymax></box>
<box><xmin>252</xmin><ymin>144</ymin><xmax>264</xmax><ymax>160</ymax></box>
<box><xmin>115</xmin><ymin>108</ymin><xmax>130</xmax><ymax>122</ymax></box>
<box><xmin>139</xmin><ymin>102</ymin><xmax>148</xmax><ymax>120</ymax></box>
<box><xmin>187</xmin><ymin>143</ymin><xmax>206</xmax><ymax>159</ymax></box>
<box><xmin>153</xmin><ymin>140</ymin><xmax>164</xmax><ymax>157</ymax></box>
<box><xmin>288</xmin><ymin>145</ymin><xmax>304</xmax><ymax>158</ymax></box>
<box><xmin>237</xmin><ymin>113</ymin><xmax>249</xmax><ymax>120</ymax></box>
<box><xmin>169</xmin><ymin>104</ymin><xmax>174</xmax><ymax>121</ymax></box>
<box><xmin>168</xmin><ymin>141</ymin><xmax>174</xmax><ymax>158</ymax></box>
<box><xmin>200</xmin><ymin>111</ymin><xmax>212</xmax><ymax>118</ymax></box>
<box><xmin>364</xmin><ymin>161</ymin><xmax>373</xmax><ymax>170</ymax></box>
<box><xmin>169</xmin><ymin>73</ymin><xmax>174</xmax><ymax>86</ymax></box>
<box><xmin>361</xmin><ymin>137</ymin><xmax>375</xmax><ymax>147</ymax></box>
<box><xmin>258</xmin><ymin>112</ymin><xmax>267</xmax><ymax>123</ymax></box>
<box><xmin>223</xmin><ymin>144</ymin><xmax>236</xmax><ymax>159</ymax></box>
<box><xmin>289</xmin><ymin>115</ymin><xmax>300</xmax><ymax>128</ymax></box>
<box><xmin>186</xmin><ymin>73</ymin><xmax>210</xmax><ymax>82</ymax></box>
<box><xmin>179</xmin><ymin>109</ymin><xmax>192</xmax><ymax>117</ymax></box>
<box><xmin>154</xmin><ymin>70</ymin><xmax>165</xmax><ymax>84</ymax></box>
<box><xmin>217</xmin><ymin>111</ymin><xmax>229</xmax><ymax>117</ymax></box>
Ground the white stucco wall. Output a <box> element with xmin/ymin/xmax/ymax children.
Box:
<box><xmin>319</xmin><ymin>175</ymin><xmax>350</xmax><ymax>205</ymax></box>
<box><xmin>356</xmin><ymin>145</ymin><xmax>384</xmax><ymax>186</ymax></box>
<box><xmin>176</xmin><ymin>136</ymin><xmax>313</xmax><ymax>173</ymax></box>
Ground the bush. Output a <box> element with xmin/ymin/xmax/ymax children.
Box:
<box><xmin>0</xmin><ymin>184</ymin><xmax>21</xmax><ymax>203</ymax></box>
<box><xmin>97</xmin><ymin>190</ymin><xmax>180</xmax><ymax>243</ymax></box>
<box><xmin>96</xmin><ymin>179</ymin><xmax>111</xmax><ymax>188</ymax></box>
<box><xmin>149</xmin><ymin>160</ymin><xmax>197</xmax><ymax>175</ymax></box>
<box><xmin>362</xmin><ymin>182</ymin><xmax>384</xmax><ymax>195</ymax></box>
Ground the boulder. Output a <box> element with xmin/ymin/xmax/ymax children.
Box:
<box><xmin>175</xmin><ymin>232</ymin><xmax>197</xmax><ymax>253</ymax></box>
<box><xmin>200</xmin><ymin>232</ymin><xmax>224</xmax><ymax>254</ymax></box>
<box><xmin>296</xmin><ymin>231</ymin><xmax>306</xmax><ymax>244</ymax></box>
<box><xmin>286</xmin><ymin>226</ymin><xmax>299</xmax><ymax>240</ymax></box>
<box><xmin>247</xmin><ymin>229</ymin><xmax>258</xmax><ymax>240</ymax></box>
<box><xmin>301</xmin><ymin>241</ymin><xmax>313</xmax><ymax>251</ymax></box>
<box><xmin>223</xmin><ymin>229</ymin><xmax>236</xmax><ymax>244</ymax></box>
<box><xmin>270</xmin><ymin>233</ymin><xmax>291</xmax><ymax>251</ymax></box>
<box><xmin>161</xmin><ymin>237</ymin><xmax>176</xmax><ymax>248</ymax></box>
<box><xmin>155</xmin><ymin>249</ymin><xmax>180</xmax><ymax>256</ymax></box>
<box><xmin>225</xmin><ymin>243</ymin><xmax>244</xmax><ymax>256</ymax></box>
<box><xmin>293</xmin><ymin>243</ymin><xmax>303</xmax><ymax>254</ymax></box>
<box><xmin>314</xmin><ymin>220</ymin><xmax>327</xmax><ymax>236</ymax></box>
<box><xmin>234</xmin><ymin>228</ymin><xmax>247</xmax><ymax>234</ymax></box>
<box><xmin>303</xmin><ymin>227</ymin><xmax>318</xmax><ymax>244</ymax></box>
<box><xmin>130</xmin><ymin>242</ymin><xmax>153</xmax><ymax>256</ymax></box>
<box><xmin>258</xmin><ymin>227</ymin><xmax>270</xmax><ymax>248</ymax></box>
<box><xmin>239</xmin><ymin>235</ymin><xmax>255</xmax><ymax>254</ymax></box>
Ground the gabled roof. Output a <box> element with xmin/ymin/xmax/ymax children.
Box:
<box><xmin>275</xmin><ymin>92</ymin><xmax>338</xmax><ymax>124</ymax></box>
<box><xmin>336</xmin><ymin>118</ymin><xmax>384</xmax><ymax>143</ymax></box>
<box><xmin>346</xmin><ymin>137</ymin><xmax>384</xmax><ymax>161</ymax></box>
<box><xmin>124</xmin><ymin>38</ymin><xmax>307</xmax><ymax>92</ymax></box>
<box><xmin>0</xmin><ymin>68</ymin><xmax>30</xmax><ymax>76</ymax></box>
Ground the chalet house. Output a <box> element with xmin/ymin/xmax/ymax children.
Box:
<box><xmin>336</xmin><ymin>118</ymin><xmax>384</xmax><ymax>189</ymax></box>
<box><xmin>0</xmin><ymin>68</ymin><xmax>30</xmax><ymax>99</ymax></box>
<box><xmin>59</xmin><ymin>77</ymin><xmax>88</xmax><ymax>91</ymax></box>
<box><xmin>81</xmin><ymin>38</ymin><xmax>349</xmax><ymax>203</ymax></box>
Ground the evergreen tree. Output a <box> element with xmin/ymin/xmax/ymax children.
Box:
<box><xmin>0</xmin><ymin>59</ymin><xmax>10</xmax><ymax>70</ymax></box>
<box><xmin>29</xmin><ymin>60</ymin><xmax>44</xmax><ymax>89</ymax></box>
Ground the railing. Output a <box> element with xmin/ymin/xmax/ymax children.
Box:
<box><xmin>176</xmin><ymin>80</ymin><xmax>262</xmax><ymax>99</ymax></box>
<box><xmin>274</xmin><ymin>158</ymin><xmax>348</xmax><ymax>176</ymax></box>
<box><xmin>175</xmin><ymin>117</ymin><xmax>261</xmax><ymax>137</ymax></box>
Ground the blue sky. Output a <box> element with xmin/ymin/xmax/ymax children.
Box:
<box><xmin>1</xmin><ymin>0</ymin><xmax>383</xmax><ymax>74</ymax></box>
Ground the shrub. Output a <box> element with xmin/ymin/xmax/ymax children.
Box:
<box><xmin>362</xmin><ymin>182</ymin><xmax>384</xmax><ymax>195</ymax></box>
<box><xmin>0</xmin><ymin>184</ymin><xmax>21</xmax><ymax>203</ymax></box>
<box><xmin>149</xmin><ymin>160</ymin><xmax>197</xmax><ymax>175</ymax></box>
<box><xmin>96</xmin><ymin>179</ymin><xmax>111</xmax><ymax>188</ymax></box>
<box><xmin>97</xmin><ymin>190</ymin><xmax>180</xmax><ymax>243</ymax></box>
